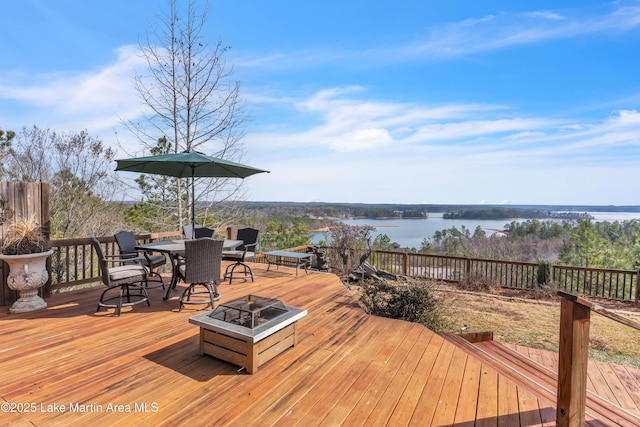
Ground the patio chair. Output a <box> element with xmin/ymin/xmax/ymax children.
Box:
<box><xmin>178</xmin><ymin>237</ymin><xmax>224</xmax><ymax>311</ymax></box>
<box><xmin>114</xmin><ymin>231</ymin><xmax>166</xmax><ymax>290</ymax></box>
<box><xmin>90</xmin><ymin>237</ymin><xmax>150</xmax><ymax>316</ymax></box>
<box><xmin>223</xmin><ymin>228</ymin><xmax>259</xmax><ymax>284</ymax></box>
<box><xmin>194</xmin><ymin>227</ymin><xmax>215</xmax><ymax>238</ymax></box>
<box><xmin>182</xmin><ymin>224</ymin><xmax>204</xmax><ymax>240</ymax></box>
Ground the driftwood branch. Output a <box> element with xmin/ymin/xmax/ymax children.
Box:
<box><xmin>348</xmin><ymin>261</ymin><xmax>405</xmax><ymax>282</ymax></box>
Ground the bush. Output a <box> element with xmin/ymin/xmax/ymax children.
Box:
<box><xmin>536</xmin><ymin>260</ymin><xmax>552</xmax><ymax>285</ymax></box>
<box><xmin>358</xmin><ymin>279</ymin><xmax>448</xmax><ymax>331</ymax></box>
<box><xmin>459</xmin><ymin>273</ymin><xmax>500</xmax><ymax>293</ymax></box>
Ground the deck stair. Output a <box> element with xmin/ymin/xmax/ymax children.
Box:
<box><xmin>441</xmin><ymin>332</ymin><xmax>640</xmax><ymax>426</ymax></box>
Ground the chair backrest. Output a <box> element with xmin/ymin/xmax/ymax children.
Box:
<box><xmin>183</xmin><ymin>224</ymin><xmax>208</xmax><ymax>240</ymax></box>
<box><xmin>90</xmin><ymin>237</ymin><xmax>110</xmax><ymax>286</ymax></box>
<box><xmin>184</xmin><ymin>238</ymin><xmax>224</xmax><ymax>284</ymax></box>
<box><xmin>236</xmin><ymin>228</ymin><xmax>259</xmax><ymax>251</ymax></box>
<box><xmin>194</xmin><ymin>227</ymin><xmax>215</xmax><ymax>238</ymax></box>
<box><xmin>114</xmin><ymin>231</ymin><xmax>137</xmax><ymax>256</ymax></box>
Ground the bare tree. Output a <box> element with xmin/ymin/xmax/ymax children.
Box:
<box><xmin>0</xmin><ymin>128</ymin><xmax>16</xmax><ymax>180</ymax></box>
<box><xmin>5</xmin><ymin>126</ymin><xmax>124</xmax><ymax>237</ymax></box>
<box><xmin>125</xmin><ymin>0</ymin><xmax>249</xmax><ymax>229</ymax></box>
<box><xmin>324</xmin><ymin>224</ymin><xmax>375</xmax><ymax>280</ymax></box>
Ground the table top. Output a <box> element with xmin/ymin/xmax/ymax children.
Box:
<box><xmin>137</xmin><ymin>239</ymin><xmax>242</xmax><ymax>255</ymax></box>
<box><xmin>263</xmin><ymin>250</ymin><xmax>312</xmax><ymax>259</ymax></box>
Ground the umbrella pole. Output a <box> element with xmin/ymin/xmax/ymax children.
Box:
<box><xmin>191</xmin><ymin>165</ymin><xmax>196</xmax><ymax>239</ymax></box>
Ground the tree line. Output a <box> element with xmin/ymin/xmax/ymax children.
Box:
<box><xmin>443</xmin><ymin>208</ymin><xmax>591</xmax><ymax>220</ymax></box>
<box><xmin>418</xmin><ymin>218</ymin><xmax>640</xmax><ymax>270</ymax></box>
<box><xmin>237</xmin><ymin>202</ymin><xmax>429</xmax><ymax>220</ymax></box>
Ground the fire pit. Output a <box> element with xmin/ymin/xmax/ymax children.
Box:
<box><xmin>189</xmin><ymin>295</ymin><xmax>307</xmax><ymax>373</ymax></box>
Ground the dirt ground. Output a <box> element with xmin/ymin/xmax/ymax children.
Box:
<box><xmin>485</xmin><ymin>285</ymin><xmax>640</xmax><ymax>313</ymax></box>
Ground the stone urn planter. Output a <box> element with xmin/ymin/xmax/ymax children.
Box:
<box><xmin>0</xmin><ymin>250</ymin><xmax>53</xmax><ymax>313</ymax></box>
<box><xmin>1</xmin><ymin>216</ymin><xmax>52</xmax><ymax>313</ymax></box>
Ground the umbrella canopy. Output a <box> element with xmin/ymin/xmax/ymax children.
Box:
<box><xmin>115</xmin><ymin>150</ymin><xmax>269</xmax><ymax>234</ymax></box>
<box><xmin>115</xmin><ymin>150</ymin><xmax>269</xmax><ymax>178</ymax></box>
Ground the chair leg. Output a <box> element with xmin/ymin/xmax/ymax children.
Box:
<box><xmin>145</xmin><ymin>268</ymin><xmax>165</xmax><ymax>290</ymax></box>
<box><xmin>224</xmin><ymin>262</ymin><xmax>254</xmax><ymax>284</ymax></box>
<box><xmin>117</xmin><ymin>286</ymin><xmax>124</xmax><ymax>316</ymax></box>
<box><xmin>97</xmin><ymin>287</ymin><xmax>110</xmax><ymax>312</ymax></box>
<box><xmin>97</xmin><ymin>282</ymin><xmax>149</xmax><ymax>316</ymax></box>
<box><xmin>141</xmin><ymin>285</ymin><xmax>150</xmax><ymax>307</ymax></box>
<box><xmin>179</xmin><ymin>282</ymin><xmax>219</xmax><ymax>311</ymax></box>
<box><xmin>179</xmin><ymin>284</ymin><xmax>198</xmax><ymax>311</ymax></box>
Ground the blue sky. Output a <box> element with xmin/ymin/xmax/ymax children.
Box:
<box><xmin>2</xmin><ymin>0</ymin><xmax>640</xmax><ymax>205</ymax></box>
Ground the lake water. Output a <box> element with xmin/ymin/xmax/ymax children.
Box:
<box><xmin>312</xmin><ymin>211</ymin><xmax>640</xmax><ymax>249</ymax></box>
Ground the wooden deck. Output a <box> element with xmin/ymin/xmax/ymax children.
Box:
<box><xmin>1</xmin><ymin>263</ymin><xmax>639</xmax><ymax>426</ymax></box>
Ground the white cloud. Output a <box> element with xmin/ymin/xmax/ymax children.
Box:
<box><xmin>0</xmin><ymin>45</ymin><xmax>145</xmax><ymax>136</ymax></box>
<box><xmin>328</xmin><ymin>128</ymin><xmax>393</xmax><ymax>152</ymax></box>
<box><xmin>526</xmin><ymin>11</ymin><xmax>565</xmax><ymax>21</ymax></box>
<box><xmin>242</xmin><ymin>85</ymin><xmax>640</xmax><ymax>204</ymax></box>
<box><xmin>405</xmin><ymin>118</ymin><xmax>554</xmax><ymax>144</ymax></box>
<box><xmin>408</xmin><ymin>5</ymin><xmax>640</xmax><ymax>58</ymax></box>
<box><xmin>235</xmin><ymin>4</ymin><xmax>640</xmax><ymax>68</ymax></box>
<box><xmin>608</xmin><ymin>109</ymin><xmax>640</xmax><ymax>126</ymax></box>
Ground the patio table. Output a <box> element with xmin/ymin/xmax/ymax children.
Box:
<box><xmin>136</xmin><ymin>239</ymin><xmax>242</xmax><ymax>300</ymax></box>
<box><xmin>263</xmin><ymin>250</ymin><xmax>312</xmax><ymax>277</ymax></box>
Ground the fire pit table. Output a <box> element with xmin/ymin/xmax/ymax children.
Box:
<box><xmin>189</xmin><ymin>295</ymin><xmax>307</xmax><ymax>373</ymax></box>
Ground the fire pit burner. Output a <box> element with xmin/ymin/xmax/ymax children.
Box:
<box><xmin>208</xmin><ymin>295</ymin><xmax>288</xmax><ymax>329</ymax></box>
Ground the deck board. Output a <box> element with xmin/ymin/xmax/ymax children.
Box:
<box><xmin>0</xmin><ymin>263</ymin><xmax>638</xmax><ymax>426</ymax></box>
<box><xmin>366</xmin><ymin>326</ymin><xmax>433</xmax><ymax>426</ymax></box>
<box><xmin>452</xmin><ymin>354</ymin><xmax>482</xmax><ymax>425</ymax></box>
<box><xmin>430</xmin><ymin>345</ymin><xmax>468</xmax><ymax>426</ymax></box>
<box><xmin>408</xmin><ymin>334</ymin><xmax>456</xmax><ymax>425</ymax></box>
<box><xmin>385</xmin><ymin>332</ymin><xmax>441</xmax><ymax>425</ymax></box>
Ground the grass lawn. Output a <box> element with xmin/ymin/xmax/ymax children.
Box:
<box><xmin>435</xmin><ymin>285</ymin><xmax>640</xmax><ymax>369</ymax></box>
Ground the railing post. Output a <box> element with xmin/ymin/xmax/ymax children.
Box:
<box><xmin>636</xmin><ymin>270</ymin><xmax>640</xmax><ymax>303</ymax></box>
<box><xmin>557</xmin><ymin>292</ymin><xmax>591</xmax><ymax>427</ymax></box>
<box><xmin>403</xmin><ymin>251</ymin><xmax>408</xmax><ymax>276</ymax></box>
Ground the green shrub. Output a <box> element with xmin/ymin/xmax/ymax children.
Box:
<box><xmin>358</xmin><ymin>279</ymin><xmax>447</xmax><ymax>331</ymax></box>
<box><xmin>536</xmin><ymin>260</ymin><xmax>552</xmax><ymax>285</ymax></box>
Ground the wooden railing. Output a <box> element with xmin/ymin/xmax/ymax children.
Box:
<box><xmin>553</xmin><ymin>265</ymin><xmax>639</xmax><ymax>301</ymax></box>
<box><xmin>317</xmin><ymin>247</ymin><xmax>640</xmax><ymax>302</ymax></box>
<box><xmin>556</xmin><ymin>291</ymin><xmax>640</xmax><ymax>426</ymax></box>
<box><xmin>32</xmin><ymin>238</ymin><xmax>640</xmax><ymax>302</ymax></box>
<box><xmin>47</xmin><ymin>231</ymin><xmax>184</xmax><ymax>293</ymax></box>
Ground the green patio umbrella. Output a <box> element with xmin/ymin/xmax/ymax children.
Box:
<box><xmin>115</xmin><ymin>150</ymin><xmax>269</xmax><ymax>235</ymax></box>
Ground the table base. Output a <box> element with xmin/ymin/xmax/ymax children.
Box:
<box><xmin>264</xmin><ymin>251</ymin><xmax>312</xmax><ymax>277</ymax></box>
